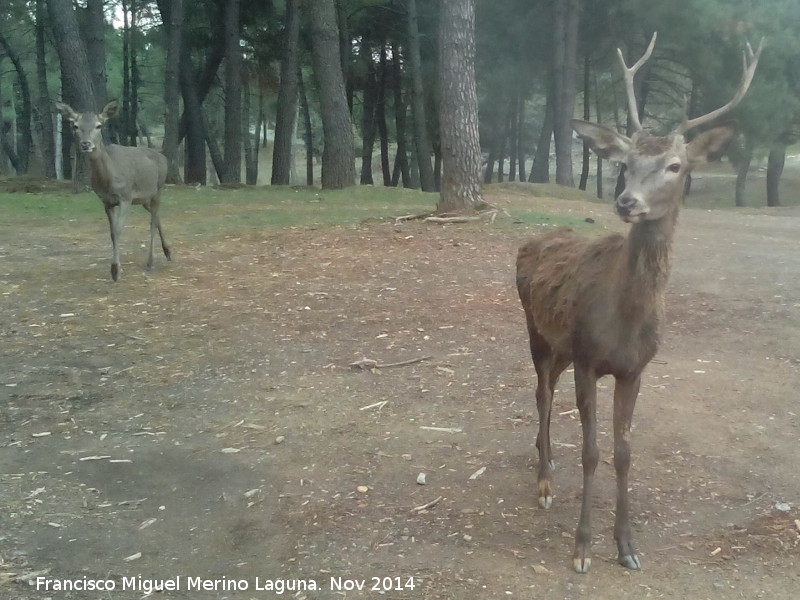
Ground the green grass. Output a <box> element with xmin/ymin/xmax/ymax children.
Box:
<box><xmin>0</xmin><ymin>184</ymin><xmax>439</xmax><ymax>234</ymax></box>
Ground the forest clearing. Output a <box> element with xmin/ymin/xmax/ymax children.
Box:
<box><xmin>1</xmin><ymin>179</ymin><xmax>798</xmax><ymax>599</ymax></box>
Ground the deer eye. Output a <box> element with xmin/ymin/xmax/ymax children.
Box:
<box><xmin>95</xmin><ymin>124</ymin><xmax>102</xmax><ymax>130</ymax></box>
<box><xmin>666</xmin><ymin>162</ymin><xmax>681</xmax><ymax>173</ymax></box>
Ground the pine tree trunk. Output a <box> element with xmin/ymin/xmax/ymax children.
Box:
<box><xmin>0</xmin><ymin>32</ymin><xmax>32</xmax><ymax>173</ymax></box>
<box><xmin>180</xmin><ymin>34</ymin><xmax>207</xmax><ymax>184</ymax></box>
<box><xmin>158</xmin><ymin>0</ymin><xmax>183</xmax><ymax>183</ymax></box>
<box><xmin>578</xmin><ymin>53</ymin><xmax>590</xmax><ymax>191</ymax></box>
<box><xmin>376</xmin><ymin>45</ymin><xmax>391</xmax><ymax>186</ymax></box>
<box><xmin>391</xmin><ymin>42</ymin><xmax>410</xmax><ymax>187</ymax></box>
<box><xmin>85</xmin><ymin>0</ymin><xmax>107</xmax><ymax>109</ymax></box>
<box><xmin>35</xmin><ymin>0</ymin><xmax>56</xmax><ymax>178</ymax></box>
<box><xmin>307</xmin><ymin>0</ymin><xmax>355</xmax><ymax>189</ymax></box>
<box><xmin>298</xmin><ymin>67</ymin><xmax>314</xmax><ymax>186</ymax></box>
<box><xmin>766</xmin><ymin>143</ymin><xmax>785</xmax><ymax>207</ymax></box>
<box><xmin>359</xmin><ymin>43</ymin><xmax>378</xmax><ymax>185</ymax></box>
<box><xmin>551</xmin><ymin>0</ymin><xmax>578</xmax><ymax>187</ymax></box>
<box><xmin>530</xmin><ymin>85</ymin><xmax>553</xmax><ymax>183</ymax></box>
<box><xmin>272</xmin><ymin>0</ymin><xmax>300</xmax><ymax>185</ymax></box>
<box><xmin>129</xmin><ymin>2</ymin><xmax>140</xmax><ymax>146</ymax></box>
<box><xmin>734</xmin><ymin>140</ymin><xmax>753</xmax><ymax>207</ymax></box>
<box><xmin>436</xmin><ymin>0</ymin><xmax>483</xmax><ymax>213</ymax></box>
<box><xmin>221</xmin><ymin>0</ymin><xmax>242</xmax><ymax>183</ymax></box>
<box><xmin>406</xmin><ymin>0</ymin><xmax>435</xmax><ymax>191</ymax></box>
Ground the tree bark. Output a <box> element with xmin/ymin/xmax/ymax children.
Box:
<box><xmin>551</xmin><ymin>0</ymin><xmax>579</xmax><ymax>187</ymax></box>
<box><xmin>766</xmin><ymin>143</ymin><xmax>785</xmax><ymax>207</ymax></box>
<box><xmin>272</xmin><ymin>0</ymin><xmax>300</xmax><ymax>185</ymax></box>
<box><xmin>530</xmin><ymin>84</ymin><xmax>553</xmax><ymax>183</ymax></box>
<box><xmin>360</xmin><ymin>42</ymin><xmax>378</xmax><ymax>185</ymax></box>
<box><xmin>242</xmin><ymin>66</ymin><xmax>258</xmax><ymax>185</ymax></box>
<box><xmin>307</xmin><ymin>0</ymin><xmax>355</xmax><ymax>189</ymax></box>
<box><xmin>298</xmin><ymin>67</ymin><xmax>314</xmax><ymax>186</ymax></box>
<box><xmin>406</xmin><ymin>0</ymin><xmax>435</xmax><ymax>191</ymax></box>
<box><xmin>220</xmin><ymin>0</ymin><xmax>242</xmax><ymax>183</ymax></box>
<box><xmin>734</xmin><ymin>138</ymin><xmax>753</xmax><ymax>207</ymax></box>
<box><xmin>84</xmin><ymin>0</ymin><xmax>107</xmax><ymax>109</ymax></box>
<box><xmin>376</xmin><ymin>44</ymin><xmax>391</xmax><ymax>186</ymax></box>
<box><xmin>35</xmin><ymin>0</ymin><xmax>56</xmax><ymax>178</ymax></box>
<box><xmin>578</xmin><ymin>53</ymin><xmax>590</xmax><ymax>191</ymax></box>
<box><xmin>129</xmin><ymin>1</ymin><xmax>140</xmax><ymax>146</ymax></box>
<box><xmin>157</xmin><ymin>0</ymin><xmax>183</xmax><ymax>183</ymax></box>
<box><xmin>0</xmin><ymin>32</ymin><xmax>33</xmax><ymax>173</ymax></box>
<box><xmin>180</xmin><ymin>34</ymin><xmax>207</xmax><ymax>184</ymax></box>
<box><xmin>437</xmin><ymin>0</ymin><xmax>483</xmax><ymax>213</ymax></box>
<box><xmin>47</xmin><ymin>0</ymin><xmax>95</xmax><ymax>110</ymax></box>
<box><xmin>391</xmin><ymin>41</ymin><xmax>410</xmax><ymax>187</ymax></box>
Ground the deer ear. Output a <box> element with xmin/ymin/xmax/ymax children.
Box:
<box><xmin>686</xmin><ymin>124</ymin><xmax>737</xmax><ymax>167</ymax></box>
<box><xmin>100</xmin><ymin>100</ymin><xmax>119</xmax><ymax>122</ymax></box>
<box><xmin>571</xmin><ymin>119</ymin><xmax>632</xmax><ymax>162</ymax></box>
<box><xmin>55</xmin><ymin>101</ymin><xmax>78</xmax><ymax>122</ymax></box>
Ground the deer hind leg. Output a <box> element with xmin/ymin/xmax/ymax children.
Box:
<box><xmin>144</xmin><ymin>197</ymin><xmax>171</xmax><ymax>269</ymax></box>
<box><xmin>105</xmin><ymin>202</ymin><xmax>128</xmax><ymax>282</ymax></box>
<box><xmin>573</xmin><ymin>362</ymin><xmax>599</xmax><ymax>573</ymax></box>
<box><xmin>151</xmin><ymin>194</ymin><xmax>171</xmax><ymax>261</ymax></box>
<box><xmin>613</xmin><ymin>374</ymin><xmax>642</xmax><ymax>570</ymax></box>
<box><xmin>525</xmin><ymin>316</ymin><xmax>558</xmax><ymax>509</ymax></box>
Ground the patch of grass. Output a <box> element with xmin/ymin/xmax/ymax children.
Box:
<box><xmin>0</xmin><ymin>184</ymin><xmax>438</xmax><ymax>236</ymax></box>
<box><xmin>489</xmin><ymin>181</ymin><xmax>588</xmax><ymax>201</ymax></box>
<box><xmin>505</xmin><ymin>209</ymin><xmax>595</xmax><ymax>230</ymax></box>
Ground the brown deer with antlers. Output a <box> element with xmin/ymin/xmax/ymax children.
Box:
<box><xmin>516</xmin><ymin>33</ymin><xmax>761</xmax><ymax>573</ymax></box>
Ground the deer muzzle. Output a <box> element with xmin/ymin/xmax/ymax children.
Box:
<box><xmin>615</xmin><ymin>193</ymin><xmax>648</xmax><ymax>222</ymax></box>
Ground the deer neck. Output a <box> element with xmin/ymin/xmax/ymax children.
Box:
<box><xmin>85</xmin><ymin>139</ymin><xmax>114</xmax><ymax>193</ymax></box>
<box><xmin>619</xmin><ymin>204</ymin><xmax>679</xmax><ymax>316</ymax></box>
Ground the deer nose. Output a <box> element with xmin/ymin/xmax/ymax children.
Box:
<box><xmin>80</xmin><ymin>141</ymin><xmax>92</xmax><ymax>152</ymax></box>
<box><xmin>615</xmin><ymin>193</ymin><xmax>638</xmax><ymax>216</ymax></box>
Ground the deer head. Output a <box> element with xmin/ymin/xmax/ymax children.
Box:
<box><xmin>55</xmin><ymin>100</ymin><xmax>119</xmax><ymax>153</ymax></box>
<box><xmin>572</xmin><ymin>34</ymin><xmax>762</xmax><ymax>223</ymax></box>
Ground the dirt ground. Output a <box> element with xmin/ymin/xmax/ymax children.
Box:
<box><xmin>1</xmin><ymin>189</ymin><xmax>799</xmax><ymax>599</ymax></box>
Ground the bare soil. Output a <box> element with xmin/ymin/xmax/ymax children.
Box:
<box><xmin>1</xmin><ymin>191</ymin><xmax>799</xmax><ymax>599</ymax></box>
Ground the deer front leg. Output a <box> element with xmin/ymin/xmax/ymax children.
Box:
<box><xmin>573</xmin><ymin>363</ymin><xmax>599</xmax><ymax>573</ymax></box>
<box><xmin>105</xmin><ymin>202</ymin><xmax>128</xmax><ymax>282</ymax></box>
<box><xmin>613</xmin><ymin>374</ymin><xmax>642</xmax><ymax>570</ymax></box>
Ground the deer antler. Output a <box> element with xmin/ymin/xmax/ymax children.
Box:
<box><xmin>617</xmin><ymin>32</ymin><xmax>658</xmax><ymax>133</ymax></box>
<box><xmin>678</xmin><ymin>38</ymin><xmax>764</xmax><ymax>134</ymax></box>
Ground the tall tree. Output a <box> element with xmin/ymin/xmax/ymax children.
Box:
<box><xmin>551</xmin><ymin>0</ymin><xmax>579</xmax><ymax>187</ymax></box>
<box><xmin>406</xmin><ymin>0</ymin><xmax>435</xmax><ymax>191</ymax></box>
<box><xmin>272</xmin><ymin>0</ymin><xmax>300</xmax><ymax>185</ymax></box>
<box><xmin>158</xmin><ymin>0</ymin><xmax>183</xmax><ymax>183</ymax></box>
<box><xmin>220</xmin><ymin>0</ymin><xmax>242</xmax><ymax>183</ymax></box>
<box><xmin>437</xmin><ymin>0</ymin><xmax>483</xmax><ymax>212</ymax></box>
<box><xmin>47</xmin><ymin>0</ymin><xmax>95</xmax><ymax>110</ymax></box>
<box><xmin>84</xmin><ymin>0</ymin><xmax>107</xmax><ymax>109</ymax></box>
<box><xmin>306</xmin><ymin>0</ymin><xmax>355</xmax><ymax>189</ymax></box>
<box><xmin>0</xmin><ymin>30</ymin><xmax>32</xmax><ymax>173</ymax></box>
<box><xmin>35</xmin><ymin>0</ymin><xmax>56</xmax><ymax>177</ymax></box>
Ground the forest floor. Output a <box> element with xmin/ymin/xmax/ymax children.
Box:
<box><xmin>0</xmin><ymin>182</ymin><xmax>799</xmax><ymax>599</ymax></box>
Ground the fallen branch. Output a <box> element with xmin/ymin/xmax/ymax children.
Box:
<box><xmin>349</xmin><ymin>356</ymin><xmax>432</xmax><ymax>371</ymax></box>
<box><xmin>424</xmin><ymin>209</ymin><xmax>498</xmax><ymax>224</ymax></box>
<box><xmin>410</xmin><ymin>495</ymin><xmax>443</xmax><ymax>513</ymax></box>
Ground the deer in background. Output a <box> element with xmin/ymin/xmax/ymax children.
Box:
<box><xmin>55</xmin><ymin>100</ymin><xmax>171</xmax><ymax>282</ymax></box>
<box><xmin>516</xmin><ymin>33</ymin><xmax>761</xmax><ymax>573</ymax></box>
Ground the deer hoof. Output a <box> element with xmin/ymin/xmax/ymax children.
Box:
<box><xmin>111</xmin><ymin>264</ymin><xmax>120</xmax><ymax>282</ymax></box>
<box><xmin>618</xmin><ymin>553</ymin><xmax>641</xmax><ymax>570</ymax></box>
<box><xmin>538</xmin><ymin>495</ymin><xmax>553</xmax><ymax>509</ymax></box>
<box><xmin>573</xmin><ymin>556</ymin><xmax>591</xmax><ymax>574</ymax></box>
<box><xmin>164</xmin><ymin>248</ymin><xmax>172</xmax><ymax>261</ymax></box>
